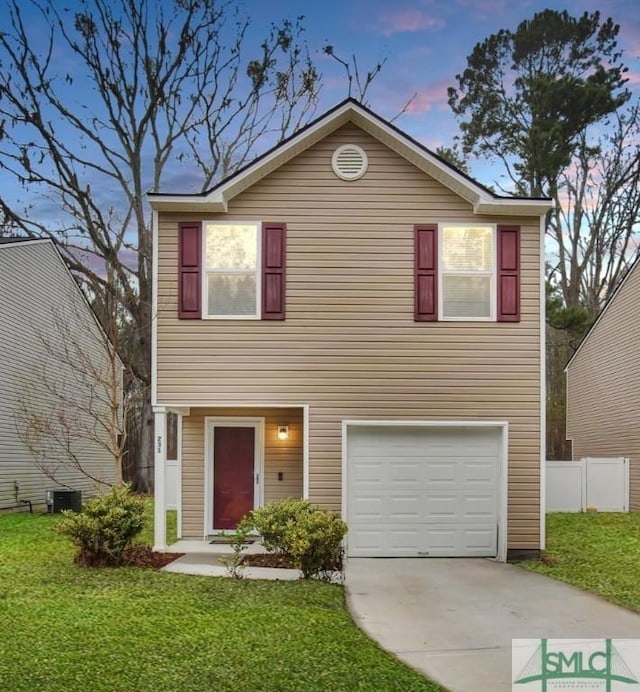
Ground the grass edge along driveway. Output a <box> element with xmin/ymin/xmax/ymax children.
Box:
<box><xmin>520</xmin><ymin>512</ymin><xmax>640</xmax><ymax>613</ymax></box>
<box><xmin>0</xmin><ymin>511</ymin><xmax>445</xmax><ymax>692</ymax></box>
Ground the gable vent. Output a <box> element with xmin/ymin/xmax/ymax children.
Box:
<box><xmin>331</xmin><ymin>144</ymin><xmax>368</xmax><ymax>181</ymax></box>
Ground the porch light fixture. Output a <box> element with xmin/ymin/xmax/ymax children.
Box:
<box><xmin>277</xmin><ymin>425</ymin><xmax>289</xmax><ymax>441</ymax></box>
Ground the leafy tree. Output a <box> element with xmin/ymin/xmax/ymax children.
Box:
<box><xmin>545</xmin><ymin>281</ymin><xmax>593</xmax><ymax>459</ymax></box>
<box><xmin>546</xmin><ymin>277</ymin><xmax>593</xmax><ymax>335</ymax></box>
<box><xmin>449</xmin><ymin>9</ymin><xmax>639</xmax><ymax>458</ymax></box>
<box><xmin>435</xmin><ymin>145</ymin><xmax>469</xmax><ymax>175</ymax></box>
<box><xmin>449</xmin><ymin>11</ymin><xmax>639</xmax><ymax>312</ymax></box>
<box><xmin>0</xmin><ymin>0</ymin><xmax>352</xmax><ymax>489</ymax></box>
<box><xmin>448</xmin><ymin>9</ymin><xmax>629</xmax><ymax>197</ymax></box>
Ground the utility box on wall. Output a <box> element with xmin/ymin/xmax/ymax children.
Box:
<box><xmin>46</xmin><ymin>490</ymin><xmax>82</xmax><ymax>513</ymax></box>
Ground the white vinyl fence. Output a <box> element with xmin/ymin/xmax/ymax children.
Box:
<box><xmin>546</xmin><ymin>457</ymin><xmax>629</xmax><ymax>512</ymax></box>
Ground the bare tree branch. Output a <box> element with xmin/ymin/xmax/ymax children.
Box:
<box><xmin>548</xmin><ymin>105</ymin><xmax>640</xmax><ymax>311</ymax></box>
<box><xmin>0</xmin><ymin>0</ymin><xmax>353</xmax><ymax>490</ymax></box>
<box><xmin>15</xmin><ymin>295</ymin><xmax>128</xmax><ymax>489</ymax></box>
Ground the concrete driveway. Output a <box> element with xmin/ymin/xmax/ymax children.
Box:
<box><xmin>345</xmin><ymin>558</ymin><xmax>640</xmax><ymax>692</ymax></box>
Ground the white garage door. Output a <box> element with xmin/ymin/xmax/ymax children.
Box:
<box><xmin>346</xmin><ymin>425</ymin><xmax>501</xmax><ymax>557</ymax></box>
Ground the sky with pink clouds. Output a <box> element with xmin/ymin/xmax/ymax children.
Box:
<box><xmin>246</xmin><ymin>0</ymin><xmax>640</xmax><ymax>184</ymax></box>
<box><xmin>1</xmin><ymin>0</ymin><xmax>638</xmax><ymax>219</ymax></box>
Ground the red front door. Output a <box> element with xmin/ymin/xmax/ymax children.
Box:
<box><xmin>213</xmin><ymin>426</ymin><xmax>255</xmax><ymax>529</ymax></box>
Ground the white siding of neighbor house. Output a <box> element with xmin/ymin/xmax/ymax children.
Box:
<box><xmin>0</xmin><ymin>241</ymin><xmax>118</xmax><ymax>510</ymax></box>
<box><xmin>156</xmin><ymin>124</ymin><xmax>543</xmax><ymax>550</ymax></box>
<box><xmin>566</xmin><ymin>260</ymin><xmax>640</xmax><ymax>511</ymax></box>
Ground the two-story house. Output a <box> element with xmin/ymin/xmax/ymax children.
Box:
<box><xmin>149</xmin><ymin>100</ymin><xmax>552</xmax><ymax>561</ymax></box>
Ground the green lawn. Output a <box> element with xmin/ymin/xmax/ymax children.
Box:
<box><xmin>0</xmin><ymin>511</ymin><xmax>443</xmax><ymax>692</ymax></box>
<box><xmin>521</xmin><ymin>512</ymin><xmax>640</xmax><ymax>612</ymax></box>
<box><xmin>139</xmin><ymin>502</ymin><xmax>179</xmax><ymax>547</ymax></box>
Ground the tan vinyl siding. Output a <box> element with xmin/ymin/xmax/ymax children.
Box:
<box><xmin>0</xmin><ymin>242</ymin><xmax>118</xmax><ymax>511</ymax></box>
<box><xmin>566</xmin><ymin>263</ymin><xmax>640</xmax><ymax>510</ymax></box>
<box><xmin>157</xmin><ymin>123</ymin><xmax>542</xmax><ymax>549</ymax></box>
<box><xmin>181</xmin><ymin>407</ymin><xmax>303</xmax><ymax>537</ymax></box>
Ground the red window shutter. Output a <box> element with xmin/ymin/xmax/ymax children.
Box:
<box><xmin>414</xmin><ymin>224</ymin><xmax>438</xmax><ymax>321</ymax></box>
<box><xmin>178</xmin><ymin>222</ymin><xmax>202</xmax><ymax>319</ymax></box>
<box><xmin>262</xmin><ymin>222</ymin><xmax>286</xmax><ymax>320</ymax></box>
<box><xmin>497</xmin><ymin>225</ymin><xmax>520</xmax><ymax>322</ymax></box>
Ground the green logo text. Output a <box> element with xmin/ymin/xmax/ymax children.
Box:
<box><xmin>514</xmin><ymin>638</ymin><xmax>638</xmax><ymax>691</ymax></box>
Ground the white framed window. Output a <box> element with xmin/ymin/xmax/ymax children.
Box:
<box><xmin>203</xmin><ymin>221</ymin><xmax>261</xmax><ymax>319</ymax></box>
<box><xmin>439</xmin><ymin>223</ymin><xmax>496</xmax><ymax>320</ymax></box>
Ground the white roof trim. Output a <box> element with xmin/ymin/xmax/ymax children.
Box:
<box><xmin>148</xmin><ymin>101</ymin><xmax>553</xmax><ymax>216</ymax></box>
<box><xmin>474</xmin><ymin>197</ymin><xmax>553</xmax><ymax>216</ymax></box>
<box><xmin>565</xmin><ymin>256</ymin><xmax>640</xmax><ymax>371</ymax></box>
<box><xmin>147</xmin><ymin>193</ymin><xmax>227</xmax><ymax>213</ymax></box>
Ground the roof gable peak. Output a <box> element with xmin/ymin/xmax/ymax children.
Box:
<box><xmin>148</xmin><ymin>100</ymin><xmax>552</xmax><ymax>217</ymax></box>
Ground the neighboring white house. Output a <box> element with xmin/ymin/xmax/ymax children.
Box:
<box><xmin>0</xmin><ymin>238</ymin><xmax>120</xmax><ymax>511</ymax></box>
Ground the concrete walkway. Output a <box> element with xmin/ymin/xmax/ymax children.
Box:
<box><xmin>163</xmin><ymin>542</ymin><xmax>300</xmax><ymax>580</ymax></box>
<box><xmin>162</xmin><ymin>552</ymin><xmax>301</xmax><ymax>580</ymax></box>
<box><xmin>345</xmin><ymin>558</ymin><xmax>640</xmax><ymax>692</ymax></box>
<box><xmin>161</xmin><ymin>542</ymin><xmax>341</xmax><ymax>582</ymax></box>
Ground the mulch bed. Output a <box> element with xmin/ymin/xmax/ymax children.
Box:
<box><xmin>121</xmin><ymin>548</ymin><xmax>343</xmax><ymax>573</ymax></box>
<box><xmin>209</xmin><ymin>538</ymin><xmax>257</xmax><ymax>545</ymax></box>
<box><xmin>241</xmin><ymin>553</ymin><xmax>297</xmax><ymax>569</ymax></box>
<box><xmin>123</xmin><ymin>545</ymin><xmax>185</xmax><ymax>569</ymax></box>
<box><xmin>240</xmin><ymin>554</ymin><xmax>344</xmax><ymax>572</ymax></box>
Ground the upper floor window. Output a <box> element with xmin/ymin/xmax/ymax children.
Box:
<box><xmin>204</xmin><ymin>222</ymin><xmax>260</xmax><ymax>318</ymax></box>
<box><xmin>440</xmin><ymin>224</ymin><xmax>495</xmax><ymax>320</ymax></box>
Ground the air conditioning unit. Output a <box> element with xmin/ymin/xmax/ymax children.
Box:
<box><xmin>46</xmin><ymin>490</ymin><xmax>82</xmax><ymax>513</ymax></box>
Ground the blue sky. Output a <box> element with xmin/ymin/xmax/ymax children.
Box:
<box><xmin>1</xmin><ymin>0</ymin><xmax>639</xmax><ymax>216</ymax></box>
<box><xmin>250</xmin><ymin>0</ymin><xmax>640</xmax><ymax>177</ymax></box>
<box><xmin>262</xmin><ymin>0</ymin><xmax>556</xmax><ymax>132</ymax></box>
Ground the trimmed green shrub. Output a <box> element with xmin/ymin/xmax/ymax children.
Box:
<box><xmin>56</xmin><ymin>485</ymin><xmax>146</xmax><ymax>567</ymax></box>
<box><xmin>246</xmin><ymin>499</ymin><xmax>347</xmax><ymax>579</ymax></box>
<box><xmin>286</xmin><ymin>508</ymin><xmax>347</xmax><ymax>579</ymax></box>
<box><xmin>244</xmin><ymin>498</ymin><xmax>311</xmax><ymax>554</ymax></box>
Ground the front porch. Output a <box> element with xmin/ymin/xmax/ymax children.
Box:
<box><xmin>153</xmin><ymin>405</ymin><xmax>308</xmax><ymax>551</ymax></box>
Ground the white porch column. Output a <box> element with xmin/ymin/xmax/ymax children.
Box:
<box><xmin>153</xmin><ymin>408</ymin><xmax>167</xmax><ymax>551</ymax></box>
